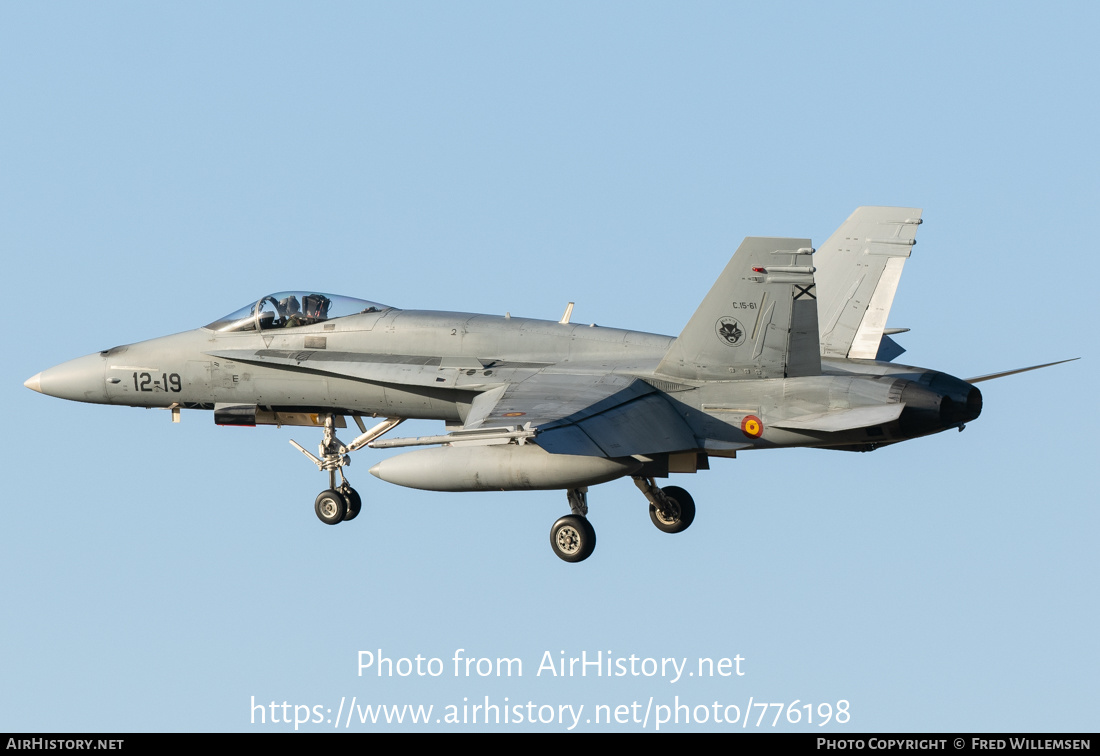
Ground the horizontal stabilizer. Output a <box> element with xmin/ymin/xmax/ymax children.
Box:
<box><xmin>771</xmin><ymin>403</ymin><xmax>906</xmax><ymax>432</ymax></box>
<box><xmin>875</xmin><ymin>334</ymin><xmax>907</xmax><ymax>362</ymax></box>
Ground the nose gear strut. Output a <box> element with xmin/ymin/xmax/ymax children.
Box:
<box><xmin>290</xmin><ymin>414</ymin><xmax>402</xmax><ymax>524</ymax></box>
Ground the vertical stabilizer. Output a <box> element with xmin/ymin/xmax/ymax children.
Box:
<box><xmin>656</xmin><ymin>237</ymin><xmax>820</xmax><ymax>381</ymax></box>
<box><xmin>815</xmin><ymin>206</ymin><xmax>922</xmax><ymax>359</ymax></box>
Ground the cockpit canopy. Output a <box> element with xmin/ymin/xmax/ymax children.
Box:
<box><xmin>205</xmin><ymin>292</ymin><xmax>393</xmax><ymax>333</ymax></box>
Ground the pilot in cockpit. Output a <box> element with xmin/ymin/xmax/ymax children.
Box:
<box><xmin>279</xmin><ymin>295</ymin><xmax>305</xmax><ymax>328</ymax></box>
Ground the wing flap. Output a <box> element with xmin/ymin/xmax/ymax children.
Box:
<box><xmin>538</xmin><ymin>392</ymin><xmax>698</xmax><ymax>457</ymax></box>
<box><xmin>475</xmin><ymin>370</ymin><xmax>639</xmax><ymax>428</ymax></box>
<box><xmin>467</xmin><ymin>368</ymin><xmax>700</xmax><ymax>458</ymax></box>
<box><xmin>533</xmin><ymin>424</ymin><xmax>607</xmax><ymax>457</ymax></box>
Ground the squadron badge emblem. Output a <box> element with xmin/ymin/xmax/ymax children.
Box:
<box><xmin>715</xmin><ymin>317</ymin><xmax>746</xmax><ymax>347</ymax></box>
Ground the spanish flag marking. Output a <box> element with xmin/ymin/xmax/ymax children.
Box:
<box><xmin>741</xmin><ymin>415</ymin><xmax>763</xmax><ymax>438</ymax></box>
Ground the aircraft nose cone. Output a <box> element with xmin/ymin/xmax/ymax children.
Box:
<box><xmin>28</xmin><ymin>353</ymin><xmax>109</xmax><ymax>404</ymax></box>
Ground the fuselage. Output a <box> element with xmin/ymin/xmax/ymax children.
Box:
<box><xmin>27</xmin><ymin>304</ymin><xmax>981</xmax><ymax>455</ymax></box>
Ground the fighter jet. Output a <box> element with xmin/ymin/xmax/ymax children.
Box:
<box><xmin>24</xmin><ymin>207</ymin><xmax>1073</xmax><ymax>562</ymax></box>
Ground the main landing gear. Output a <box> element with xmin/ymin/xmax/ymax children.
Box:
<box><xmin>547</xmin><ymin>478</ymin><xmax>697</xmax><ymax>563</ymax></box>
<box><xmin>550</xmin><ymin>488</ymin><xmax>597</xmax><ymax>563</ymax></box>
<box><xmin>290</xmin><ymin>414</ymin><xmax>400</xmax><ymax>526</ymax></box>
<box><xmin>635</xmin><ymin>478</ymin><xmax>696</xmax><ymax>534</ymax></box>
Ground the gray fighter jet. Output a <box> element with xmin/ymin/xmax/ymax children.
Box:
<box><xmin>25</xmin><ymin>207</ymin><xmax>1073</xmax><ymax>562</ymax></box>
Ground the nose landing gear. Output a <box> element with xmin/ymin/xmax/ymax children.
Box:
<box><xmin>314</xmin><ymin>484</ymin><xmax>363</xmax><ymax>525</ymax></box>
<box><xmin>314</xmin><ymin>488</ymin><xmax>347</xmax><ymax>525</ymax></box>
<box><xmin>290</xmin><ymin>414</ymin><xmax>401</xmax><ymax>526</ymax></box>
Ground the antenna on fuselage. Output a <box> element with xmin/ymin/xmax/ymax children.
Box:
<box><xmin>559</xmin><ymin>302</ymin><xmax>574</xmax><ymax>325</ymax></box>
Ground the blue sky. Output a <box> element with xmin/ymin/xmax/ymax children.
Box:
<box><xmin>2</xmin><ymin>2</ymin><xmax>1095</xmax><ymax>732</ymax></box>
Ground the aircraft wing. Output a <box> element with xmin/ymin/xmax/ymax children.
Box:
<box><xmin>208</xmin><ymin>349</ymin><xmax>700</xmax><ymax>458</ymax></box>
<box><xmin>467</xmin><ymin>368</ymin><xmax>700</xmax><ymax>458</ymax></box>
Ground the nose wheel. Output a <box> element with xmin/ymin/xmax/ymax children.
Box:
<box><xmin>313</xmin><ymin>484</ymin><xmax>362</xmax><ymax>525</ymax></box>
<box><xmin>290</xmin><ymin>414</ymin><xmax>401</xmax><ymax>526</ymax></box>
<box><xmin>315</xmin><ymin>489</ymin><xmax>347</xmax><ymax>525</ymax></box>
<box><xmin>341</xmin><ymin>486</ymin><xmax>362</xmax><ymax>521</ymax></box>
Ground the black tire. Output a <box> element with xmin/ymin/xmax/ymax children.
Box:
<box><xmin>549</xmin><ymin>514</ymin><xmax>597</xmax><ymax>563</ymax></box>
<box><xmin>315</xmin><ymin>489</ymin><xmax>347</xmax><ymax>525</ymax></box>
<box><xmin>649</xmin><ymin>485</ymin><xmax>696</xmax><ymax>534</ymax></box>
<box><xmin>342</xmin><ymin>487</ymin><xmax>362</xmax><ymax>521</ymax></box>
